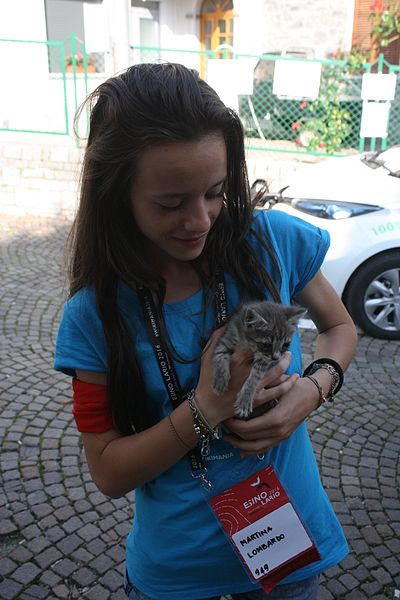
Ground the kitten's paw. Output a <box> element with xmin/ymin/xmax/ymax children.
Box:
<box><xmin>212</xmin><ymin>377</ymin><xmax>229</xmax><ymax>395</ymax></box>
<box><xmin>234</xmin><ymin>396</ymin><xmax>253</xmax><ymax>418</ymax></box>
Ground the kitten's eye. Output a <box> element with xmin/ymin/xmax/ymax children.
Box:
<box><xmin>282</xmin><ymin>342</ymin><xmax>291</xmax><ymax>351</ymax></box>
<box><xmin>261</xmin><ymin>342</ymin><xmax>272</xmax><ymax>352</ymax></box>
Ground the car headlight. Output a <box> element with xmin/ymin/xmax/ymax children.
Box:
<box><xmin>291</xmin><ymin>199</ymin><xmax>383</xmax><ymax>219</ymax></box>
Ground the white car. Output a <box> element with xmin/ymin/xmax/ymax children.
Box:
<box><xmin>255</xmin><ymin>147</ymin><xmax>400</xmax><ymax>340</ymax></box>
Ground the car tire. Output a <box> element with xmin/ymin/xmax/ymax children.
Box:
<box><xmin>343</xmin><ymin>251</ymin><xmax>400</xmax><ymax>340</ymax></box>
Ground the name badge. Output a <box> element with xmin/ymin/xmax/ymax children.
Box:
<box><xmin>209</xmin><ymin>465</ymin><xmax>320</xmax><ymax>592</ymax></box>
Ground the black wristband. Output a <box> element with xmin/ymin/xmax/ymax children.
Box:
<box><xmin>303</xmin><ymin>358</ymin><xmax>344</xmax><ymax>396</ymax></box>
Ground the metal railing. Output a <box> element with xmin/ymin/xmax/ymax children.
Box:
<box><xmin>1</xmin><ymin>36</ymin><xmax>399</xmax><ymax>156</ymax></box>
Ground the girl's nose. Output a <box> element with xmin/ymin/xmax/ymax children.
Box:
<box><xmin>183</xmin><ymin>199</ymin><xmax>211</xmax><ymax>232</ymax></box>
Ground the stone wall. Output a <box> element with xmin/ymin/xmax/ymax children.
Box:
<box><xmin>258</xmin><ymin>0</ymin><xmax>354</xmax><ymax>59</ymax></box>
<box><xmin>0</xmin><ymin>136</ymin><xmax>323</xmax><ymax>219</ymax></box>
<box><xmin>0</xmin><ymin>138</ymin><xmax>82</xmax><ymax>219</ymax></box>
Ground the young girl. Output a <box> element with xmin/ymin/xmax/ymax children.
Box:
<box><xmin>54</xmin><ymin>63</ymin><xmax>357</xmax><ymax>600</ymax></box>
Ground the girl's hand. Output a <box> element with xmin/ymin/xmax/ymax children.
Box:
<box><xmin>223</xmin><ymin>376</ymin><xmax>319</xmax><ymax>456</ymax></box>
<box><xmin>194</xmin><ymin>329</ymin><xmax>298</xmax><ymax>428</ymax></box>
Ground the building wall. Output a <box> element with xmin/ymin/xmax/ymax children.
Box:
<box><xmin>159</xmin><ymin>0</ymin><xmax>201</xmax><ymax>69</ymax></box>
<box><xmin>0</xmin><ymin>138</ymin><xmax>81</xmax><ymax>219</ymax></box>
<box><xmin>256</xmin><ymin>0</ymin><xmax>355</xmax><ymax>59</ymax></box>
<box><xmin>0</xmin><ymin>0</ymin><xmax>47</xmax><ymax>40</ymax></box>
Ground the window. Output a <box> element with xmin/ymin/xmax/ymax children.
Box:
<box><xmin>201</xmin><ymin>0</ymin><xmax>234</xmax><ymax>58</ymax></box>
<box><xmin>44</xmin><ymin>0</ymin><xmax>103</xmax><ymax>72</ymax></box>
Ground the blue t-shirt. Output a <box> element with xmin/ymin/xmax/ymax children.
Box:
<box><xmin>54</xmin><ymin>210</ymin><xmax>348</xmax><ymax>599</ymax></box>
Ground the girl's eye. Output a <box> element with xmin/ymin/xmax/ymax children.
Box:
<box><xmin>206</xmin><ymin>188</ymin><xmax>225</xmax><ymax>199</ymax></box>
<box><xmin>158</xmin><ymin>203</ymin><xmax>182</xmax><ymax>211</ymax></box>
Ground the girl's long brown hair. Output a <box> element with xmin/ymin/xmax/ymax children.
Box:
<box><xmin>69</xmin><ymin>63</ymin><xmax>281</xmax><ymax>434</ymax></box>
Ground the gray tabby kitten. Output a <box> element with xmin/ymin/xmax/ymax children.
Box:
<box><xmin>212</xmin><ymin>301</ymin><xmax>306</xmax><ymax>418</ymax></box>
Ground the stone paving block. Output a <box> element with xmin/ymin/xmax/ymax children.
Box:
<box><xmin>57</xmin><ymin>532</ymin><xmax>84</xmax><ymax>555</ymax></box>
<box><xmin>0</xmin><ymin>579</ymin><xmax>23</xmax><ymax>600</ymax></box>
<box><xmin>19</xmin><ymin>583</ymin><xmax>49</xmax><ymax>599</ymax></box>
<box><xmin>52</xmin><ymin>557</ymin><xmax>77</xmax><ymax>578</ymax></box>
<box><xmin>316</xmin><ymin>588</ymin><xmax>334</xmax><ymax>600</ymax></box>
<box><xmin>0</xmin><ymin>520</ymin><xmax>18</xmax><ymax>535</ymax></box>
<box><xmin>370</xmin><ymin>566</ymin><xmax>393</xmax><ymax>585</ymax></box>
<box><xmin>112</xmin><ymin>588</ymin><xmax>128</xmax><ymax>599</ymax></box>
<box><xmin>338</xmin><ymin>572</ymin><xmax>359</xmax><ymax>591</ymax></box>
<box><xmin>51</xmin><ymin>584</ymin><xmax>71</xmax><ymax>598</ymax></box>
<box><xmin>39</xmin><ymin>570</ymin><xmax>61</xmax><ymax>587</ymax></box>
<box><xmin>46</xmin><ymin>525</ymin><xmax>65</xmax><ymax>543</ymax></box>
<box><xmin>11</xmin><ymin>561</ymin><xmax>41</xmax><ymax>584</ymax></box>
<box><xmin>87</xmin><ymin>537</ymin><xmax>108</xmax><ymax>556</ymax></box>
<box><xmin>71</xmin><ymin>566</ymin><xmax>98</xmax><ymax>587</ymax></box>
<box><xmin>35</xmin><ymin>546</ymin><xmax>63</xmax><ymax>569</ymax></box>
<box><xmin>77</xmin><ymin>522</ymin><xmax>103</xmax><ymax>541</ymax></box>
<box><xmin>9</xmin><ymin>544</ymin><xmax>34</xmax><ymax>563</ymax></box>
<box><xmin>84</xmin><ymin>583</ymin><xmax>111</xmax><ymax>600</ymax></box>
<box><xmin>1</xmin><ymin>214</ymin><xmax>400</xmax><ymax>598</ymax></box>
<box><xmin>90</xmin><ymin>553</ymin><xmax>114</xmax><ymax>574</ymax></box>
<box><xmin>0</xmin><ymin>557</ymin><xmax>17</xmax><ymax>577</ymax></box>
<box><xmin>101</xmin><ymin>569</ymin><xmax>125</xmax><ymax>591</ymax></box>
<box><xmin>72</xmin><ymin>548</ymin><xmax>94</xmax><ymax>563</ymax></box>
<box><xmin>343</xmin><ymin>590</ymin><xmax>368</xmax><ymax>600</ymax></box>
<box><xmin>62</xmin><ymin>515</ymin><xmax>85</xmax><ymax>534</ymax></box>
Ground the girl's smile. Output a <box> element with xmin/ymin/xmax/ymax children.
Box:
<box><xmin>130</xmin><ymin>133</ymin><xmax>227</xmax><ymax>271</ymax></box>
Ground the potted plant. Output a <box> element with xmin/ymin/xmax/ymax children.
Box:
<box><xmin>66</xmin><ymin>53</ymin><xmax>96</xmax><ymax>73</ymax></box>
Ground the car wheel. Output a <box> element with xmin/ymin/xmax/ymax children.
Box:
<box><xmin>343</xmin><ymin>251</ymin><xmax>400</xmax><ymax>340</ymax></box>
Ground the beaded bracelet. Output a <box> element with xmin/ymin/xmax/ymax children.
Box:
<box><xmin>186</xmin><ymin>390</ymin><xmax>220</xmax><ymax>457</ymax></box>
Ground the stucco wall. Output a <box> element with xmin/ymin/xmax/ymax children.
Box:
<box><xmin>256</xmin><ymin>0</ymin><xmax>355</xmax><ymax>58</ymax></box>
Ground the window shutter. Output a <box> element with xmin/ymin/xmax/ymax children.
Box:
<box><xmin>352</xmin><ymin>0</ymin><xmax>373</xmax><ymax>49</ymax></box>
<box><xmin>352</xmin><ymin>0</ymin><xmax>400</xmax><ymax>65</ymax></box>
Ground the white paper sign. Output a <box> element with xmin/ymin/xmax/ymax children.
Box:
<box><xmin>207</xmin><ymin>58</ymin><xmax>256</xmax><ymax>110</ymax></box>
<box><xmin>272</xmin><ymin>60</ymin><xmax>322</xmax><ymax>99</ymax></box>
<box><xmin>231</xmin><ymin>502</ymin><xmax>313</xmax><ymax>579</ymax></box>
<box><xmin>361</xmin><ymin>73</ymin><xmax>397</xmax><ymax>101</ymax></box>
<box><xmin>360</xmin><ymin>101</ymin><xmax>391</xmax><ymax>138</ymax></box>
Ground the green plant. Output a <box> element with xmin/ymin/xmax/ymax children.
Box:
<box><xmin>369</xmin><ymin>0</ymin><xmax>400</xmax><ymax>49</ymax></box>
<box><xmin>333</xmin><ymin>46</ymin><xmax>370</xmax><ymax>75</ymax></box>
<box><xmin>294</xmin><ymin>66</ymin><xmax>352</xmax><ymax>154</ymax></box>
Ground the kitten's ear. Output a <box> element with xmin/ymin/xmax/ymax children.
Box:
<box><xmin>243</xmin><ymin>306</ymin><xmax>259</xmax><ymax>327</ymax></box>
<box><xmin>285</xmin><ymin>304</ymin><xmax>307</xmax><ymax>324</ymax></box>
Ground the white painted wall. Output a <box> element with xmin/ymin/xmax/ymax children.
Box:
<box><xmin>0</xmin><ymin>0</ymin><xmax>47</xmax><ymax>40</ymax></box>
<box><xmin>234</xmin><ymin>0</ymin><xmax>265</xmax><ymax>57</ymax></box>
<box><xmin>158</xmin><ymin>0</ymin><xmax>201</xmax><ymax>69</ymax></box>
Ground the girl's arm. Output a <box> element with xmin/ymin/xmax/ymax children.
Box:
<box><xmin>78</xmin><ymin>348</ymin><xmax>297</xmax><ymax>498</ymax></box>
<box><xmin>223</xmin><ymin>270</ymin><xmax>358</xmax><ymax>456</ymax></box>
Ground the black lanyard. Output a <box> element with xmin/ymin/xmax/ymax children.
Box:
<box><xmin>137</xmin><ymin>269</ymin><xmax>228</xmax><ymax>478</ymax></box>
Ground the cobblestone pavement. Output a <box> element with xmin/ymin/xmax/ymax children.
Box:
<box><xmin>0</xmin><ymin>215</ymin><xmax>399</xmax><ymax>600</ymax></box>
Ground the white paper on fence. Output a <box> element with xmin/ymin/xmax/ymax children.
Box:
<box><xmin>360</xmin><ymin>101</ymin><xmax>391</xmax><ymax>138</ymax></box>
<box><xmin>361</xmin><ymin>73</ymin><xmax>396</xmax><ymax>101</ymax></box>
<box><xmin>272</xmin><ymin>60</ymin><xmax>321</xmax><ymax>99</ymax></box>
<box><xmin>207</xmin><ymin>59</ymin><xmax>257</xmax><ymax>110</ymax></box>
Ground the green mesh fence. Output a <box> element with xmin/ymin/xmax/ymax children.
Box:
<box><xmin>1</xmin><ymin>38</ymin><xmax>399</xmax><ymax>156</ymax></box>
<box><xmin>0</xmin><ymin>33</ymin><xmax>102</xmax><ymax>137</ymax></box>
<box><xmin>238</xmin><ymin>53</ymin><xmax>400</xmax><ymax>156</ymax></box>
<box><xmin>129</xmin><ymin>47</ymin><xmax>400</xmax><ymax>157</ymax></box>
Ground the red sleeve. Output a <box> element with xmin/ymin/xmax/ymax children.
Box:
<box><xmin>72</xmin><ymin>378</ymin><xmax>114</xmax><ymax>433</ymax></box>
